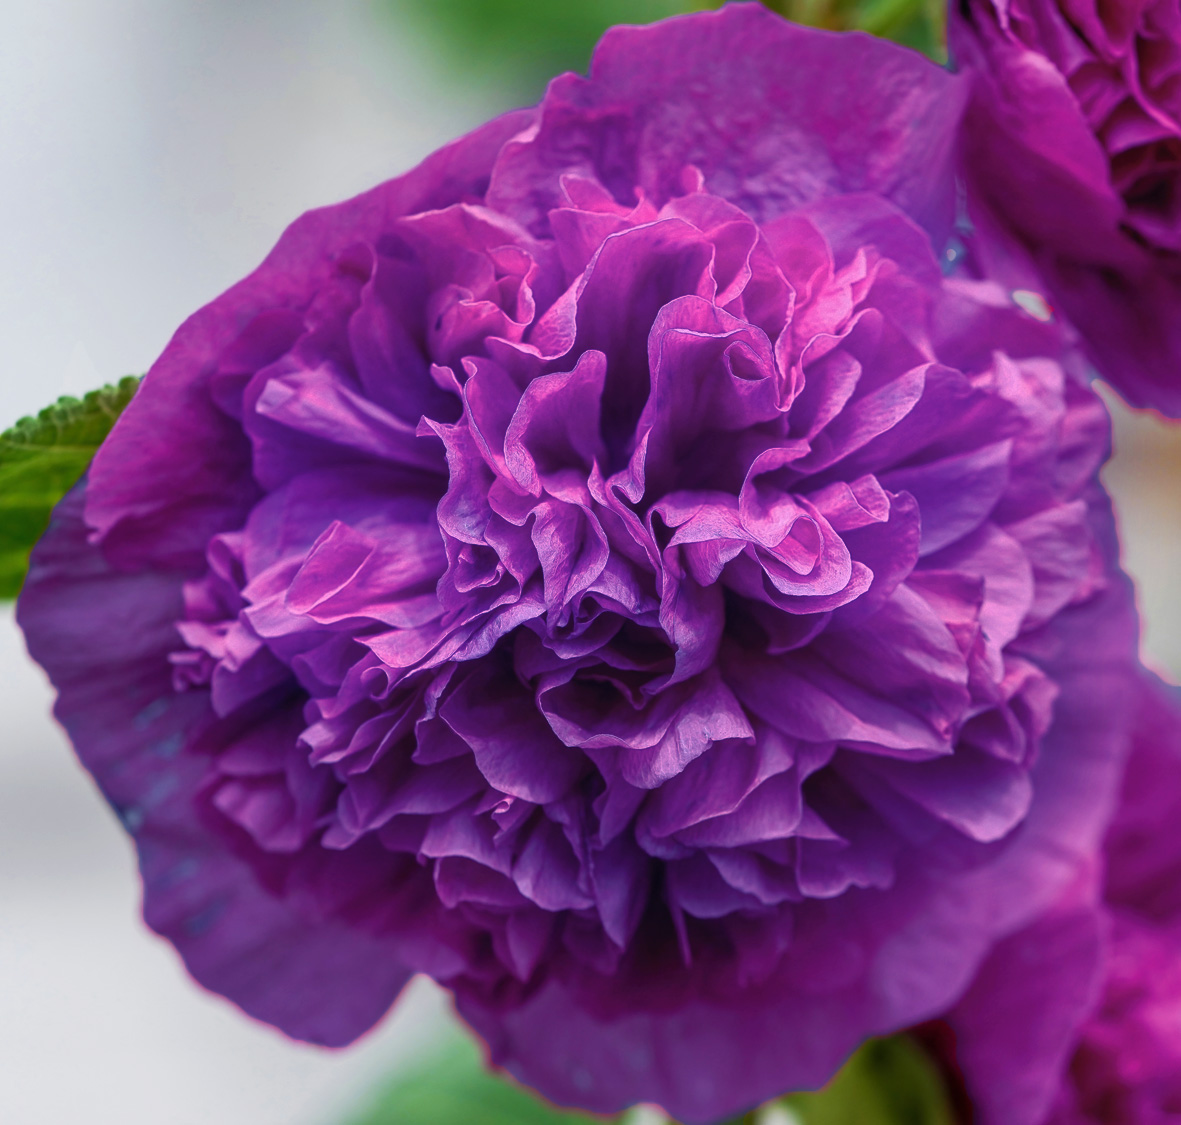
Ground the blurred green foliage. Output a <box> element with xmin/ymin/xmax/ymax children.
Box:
<box><xmin>781</xmin><ymin>1035</ymin><xmax>956</xmax><ymax>1125</ymax></box>
<box><xmin>0</xmin><ymin>376</ymin><xmax>139</xmax><ymax>599</ymax></box>
<box><xmin>378</xmin><ymin>0</ymin><xmax>945</xmax><ymax>102</ymax></box>
<box><xmin>380</xmin><ymin>0</ymin><xmax>688</xmax><ymax>98</ymax></box>
<box><xmin>759</xmin><ymin>0</ymin><xmax>946</xmax><ymax>58</ymax></box>
<box><xmin>342</xmin><ymin>1030</ymin><xmax>954</xmax><ymax>1125</ymax></box>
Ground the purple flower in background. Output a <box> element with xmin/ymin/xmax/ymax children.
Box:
<box><xmin>18</xmin><ymin>5</ymin><xmax>1140</xmax><ymax>1121</ymax></box>
<box><xmin>1051</xmin><ymin>916</ymin><xmax>1181</xmax><ymax>1123</ymax></box>
<box><xmin>951</xmin><ymin>0</ymin><xmax>1181</xmax><ymax>414</ymax></box>
<box><xmin>1041</xmin><ymin>676</ymin><xmax>1181</xmax><ymax>1125</ymax></box>
<box><xmin>938</xmin><ymin>674</ymin><xmax>1181</xmax><ymax>1125</ymax></box>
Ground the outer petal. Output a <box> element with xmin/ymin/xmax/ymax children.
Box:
<box><xmin>944</xmin><ymin>881</ymin><xmax>1108</xmax><ymax>1125</ymax></box>
<box><xmin>458</xmin><ymin>970</ymin><xmax>878</xmax><ymax>1124</ymax></box>
<box><xmin>86</xmin><ymin>106</ymin><xmax>535</xmax><ymax>568</ymax></box>
<box><xmin>18</xmin><ymin>485</ymin><xmax>413</xmax><ymax>1045</ymax></box>
<box><xmin>490</xmin><ymin>3</ymin><xmax>966</xmax><ymax>244</ymax></box>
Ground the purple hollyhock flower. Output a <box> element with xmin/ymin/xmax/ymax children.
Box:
<box><xmin>951</xmin><ymin>0</ymin><xmax>1181</xmax><ymax>414</ymax></box>
<box><xmin>18</xmin><ymin>5</ymin><xmax>1140</xmax><ymax>1121</ymax></box>
<box><xmin>937</xmin><ymin>674</ymin><xmax>1181</xmax><ymax>1125</ymax></box>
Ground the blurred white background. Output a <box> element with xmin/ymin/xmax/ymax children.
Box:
<box><xmin>1</xmin><ymin>2</ymin><xmax>1178</xmax><ymax>1124</ymax></box>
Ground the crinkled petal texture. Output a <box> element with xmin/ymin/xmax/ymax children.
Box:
<box><xmin>952</xmin><ymin>0</ymin><xmax>1181</xmax><ymax>413</ymax></box>
<box><xmin>18</xmin><ymin>6</ymin><xmax>1140</xmax><ymax>1122</ymax></box>
<box><xmin>945</xmin><ymin>674</ymin><xmax>1181</xmax><ymax>1125</ymax></box>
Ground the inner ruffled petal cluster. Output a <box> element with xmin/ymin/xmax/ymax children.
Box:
<box><xmin>166</xmin><ymin>163</ymin><xmax>1105</xmax><ymax>1012</ymax></box>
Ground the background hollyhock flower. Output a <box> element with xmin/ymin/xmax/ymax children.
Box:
<box><xmin>1051</xmin><ymin>917</ymin><xmax>1181</xmax><ymax>1123</ymax></box>
<box><xmin>937</xmin><ymin>674</ymin><xmax>1181</xmax><ymax>1125</ymax></box>
<box><xmin>951</xmin><ymin>0</ymin><xmax>1181</xmax><ymax>414</ymax></box>
<box><xmin>17</xmin><ymin>5</ymin><xmax>1139</xmax><ymax>1121</ymax></box>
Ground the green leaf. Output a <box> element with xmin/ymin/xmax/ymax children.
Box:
<box><xmin>0</xmin><ymin>376</ymin><xmax>140</xmax><ymax>599</ymax></box>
